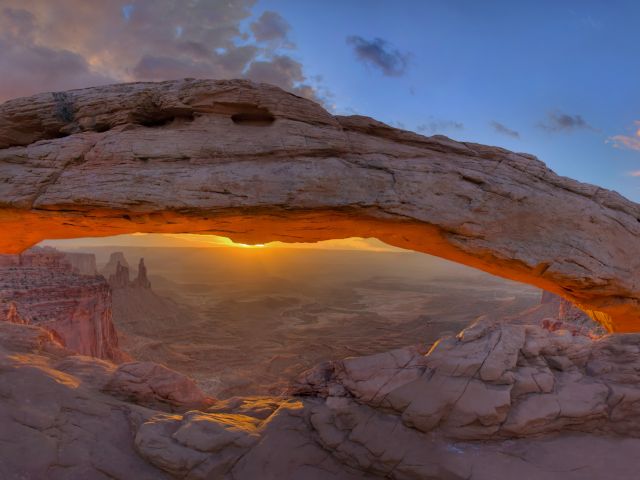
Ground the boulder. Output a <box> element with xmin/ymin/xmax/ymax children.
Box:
<box><xmin>104</xmin><ymin>361</ymin><xmax>214</xmax><ymax>412</ymax></box>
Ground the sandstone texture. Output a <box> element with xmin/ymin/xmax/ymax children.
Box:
<box><xmin>0</xmin><ymin>319</ymin><xmax>370</xmax><ymax>480</ymax></box>
<box><xmin>105</xmin><ymin>361</ymin><xmax>214</xmax><ymax>412</ymax></box>
<box><xmin>287</xmin><ymin>315</ymin><xmax>640</xmax><ymax>479</ymax></box>
<box><xmin>0</xmin><ymin>79</ymin><xmax>639</xmax><ymax>330</ymax></box>
<box><xmin>2</xmin><ymin>305</ymin><xmax>640</xmax><ymax>479</ymax></box>
<box><xmin>64</xmin><ymin>251</ymin><xmax>98</xmax><ymax>275</ymax></box>
<box><xmin>0</xmin><ymin>247</ymin><xmax>125</xmax><ymax>361</ymax></box>
<box><xmin>104</xmin><ymin>251</ymin><xmax>151</xmax><ymax>290</ymax></box>
<box><xmin>0</xmin><ymin>321</ymin><xmax>181</xmax><ymax>480</ymax></box>
<box><xmin>102</xmin><ymin>251</ymin><xmax>130</xmax><ymax>278</ymax></box>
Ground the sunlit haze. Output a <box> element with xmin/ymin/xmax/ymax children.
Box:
<box><xmin>42</xmin><ymin>233</ymin><xmax>407</xmax><ymax>252</ymax></box>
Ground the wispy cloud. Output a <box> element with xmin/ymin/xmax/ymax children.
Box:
<box><xmin>490</xmin><ymin>120</ymin><xmax>520</xmax><ymax>139</ymax></box>
<box><xmin>609</xmin><ymin>121</ymin><xmax>640</xmax><ymax>151</ymax></box>
<box><xmin>627</xmin><ymin>170</ymin><xmax>640</xmax><ymax>177</ymax></box>
<box><xmin>416</xmin><ymin>118</ymin><xmax>464</xmax><ymax>134</ymax></box>
<box><xmin>538</xmin><ymin>111</ymin><xmax>596</xmax><ymax>133</ymax></box>
<box><xmin>346</xmin><ymin>36</ymin><xmax>409</xmax><ymax>76</ymax></box>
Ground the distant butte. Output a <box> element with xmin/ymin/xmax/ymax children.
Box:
<box><xmin>0</xmin><ymin>79</ymin><xmax>639</xmax><ymax>331</ymax></box>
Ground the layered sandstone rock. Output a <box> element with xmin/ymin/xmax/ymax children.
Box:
<box><xmin>0</xmin><ymin>80</ymin><xmax>639</xmax><ymax>330</ymax></box>
<box><xmin>518</xmin><ymin>291</ymin><xmax>606</xmax><ymax>336</ymax></box>
<box><xmin>105</xmin><ymin>361</ymin><xmax>214</xmax><ymax>412</ymax></box>
<box><xmin>4</xmin><ymin>304</ymin><xmax>640</xmax><ymax>479</ymax></box>
<box><xmin>64</xmin><ymin>251</ymin><xmax>98</xmax><ymax>275</ymax></box>
<box><xmin>109</xmin><ymin>262</ymin><xmax>131</xmax><ymax>289</ymax></box>
<box><xmin>0</xmin><ymin>319</ymin><xmax>369</xmax><ymax>480</ymax></box>
<box><xmin>0</xmin><ymin>321</ymin><xmax>188</xmax><ymax>480</ymax></box>
<box><xmin>0</xmin><ymin>247</ymin><xmax>125</xmax><ymax>361</ymax></box>
<box><xmin>106</xmin><ymin>253</ymin><xmax>152</xmax><ymax>290</ymax></box>
<box><xmin>293</xmin><ymin>316</ymin><xmax>640</xmax><ymax>442</ymax></box>
<box><xmin>281</xmin><ymin>317</ymin><xmax>640</xmax><ymax>478</ymax></box>
<box><xmin>102</xmin><ymin>251</ymin><xmax>130</xmax><ymax>278</ymax></box>
<box><xmin>0</xmin><ymin>300</ymin><xmax>27</xmax><ymax>324</ymax></box>
<box><xmin>132</xmin><ymin>258</ymin><xmax>151</xmax><ymax>289</ymax></box>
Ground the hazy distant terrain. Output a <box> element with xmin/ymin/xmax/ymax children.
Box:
<box><xmin>59</xmin><ymin>245</ymin><xmax>541</xmax><ymax>398</ymax></box>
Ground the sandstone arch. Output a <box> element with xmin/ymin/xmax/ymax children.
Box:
<box><xmin>1</xmin><ymin>79</ymin><xmax>639</xmax><ymax>331</ymax></box>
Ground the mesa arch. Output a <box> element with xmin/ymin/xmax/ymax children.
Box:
<box><xmin>1</xmin><ymin>79</ymin><xmax>639</xmax><ymax>332</ymax></box>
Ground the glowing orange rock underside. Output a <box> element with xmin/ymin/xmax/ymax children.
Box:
<box><xmin>0</xmin><ymin>207</ymin><xmax>626</xmax><ymax>333</ymax></box>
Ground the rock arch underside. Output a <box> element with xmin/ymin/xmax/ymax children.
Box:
<box><xmin>0</xmin><ymin>79</ymin><xmax>639</xmax><ymax>332</ymax></box>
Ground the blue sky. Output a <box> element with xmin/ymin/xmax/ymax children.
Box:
<box><xmin>1</xmin><ymin>0</ymin><xmax>639</xmax><ymax>201</ymax></box>
<box><xmin>253</xmin><ymin>0</ymin><xmax>640</xmax><ymax>200</ymax></box>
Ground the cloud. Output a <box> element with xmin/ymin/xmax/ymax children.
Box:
<box><xmin>250</xmin><ymin>11</ymin><xmax>290</xmax><ymax>43</ymax></box>
<box><xmin>627</xmin><ymin>170</ymin><xmax>640</xmax><ymax>177</ymax></box>
<box><xmin>245</xmin><ymin>54</ymin><xmax>315</xmax><ymax>98</ymax></box>
<box><xmin>490</xmin><ymin>121</ymin><xmax>520</xmax><ymax>139</ymax></box>
<box><xmin>538</xmin><ymin>111</ymin><xmax>595</xmax><ymax>132</ymax></box>
<box><xmin>0</xmin><ymin>7</ymin><xmax>115</xmax><ymax>102</ymax></box>
<box><xmin>0</xmin><ymin>1</ymin><xmax>322</xmax><ymax>104</ymax></box>
<box><xmin>416</xmin><ymin>119</ymin><xmax>464</xmax><ymax>134</ymax></box>
<box><xmin>608</xmin><ymin>121</ymin><xmax>640</xmax><ymax>152</ymax></box>
<box><xmin>346</xmin><ymin>36</ymin><xmax>409</xmax><ymax>76</ymax></box>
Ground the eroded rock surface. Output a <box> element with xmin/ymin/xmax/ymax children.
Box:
<box><xmin>0</xmin><ymin>322</ymin><xmax>170</xmax><ymax>480</ymax></box>
<box><xmin>64</xmin><ymin>251</ymin><xmax>98</xmax><ymax>275</ymax></box>
<box><xmin>3</xmin><ymin>307</ymin><xmax>640</xmax><ymax>479</ymax></box>
<box><xmin>102</xmin><ymin>251</ymin><xmax>130</xmax><ymax>278</ymax></box>
<box><xmin>286</xmin><ymin>316</ymin><xmax>640</xmax><ymax>479</ymax></box>
<box><xmin>1</xmin><ymin>79</ymin><xmax>640</xmax><ymax>330</ymax></box>
<box><xmin>0</xmin><ymin>320</ymin><xmax>369</xmax><ymax>479</ymax></box>
<box><xmin>107</xmin><ymin>255</ymin><xmax>152</xmax><ymax>290</ymax></box>
<box><xmin>294</xmin><ymin>316</ymin><xmax>635</xmax><ymax>440</ymax></box>
<box><xmin>105</xmin><ymin>361</ymin><xmax>214</xmax><ymax>412</ymax></box>
<box><xmin>0</xmin><ymin>246</ymin><xmax>126</xmax><ymax>361</ymax></box>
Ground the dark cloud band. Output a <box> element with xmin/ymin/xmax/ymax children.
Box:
<box><xmin>346</xmin><ymin>35</ymin><xmax>409</xmax><ymax>77</ymax></box>
<box><xmin>538</xmin><ymin>111</ymin><xmax>595</xmax><ymax>132</ymax></box>
<box><xmin>491</xmin><ymin>121</ymin><xmax>520</xmax><ymax>139</ymax></box>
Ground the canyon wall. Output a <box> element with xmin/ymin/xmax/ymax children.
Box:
<box><xmin>0</xmin><ymin>79</ymin><xmax>638</xmax><ymax>330</ymax></box>
<box><xmin>0</xmin><ymin>247</ymin><xmax>125</xmax><ymax>361</ymax></box>
<box><xmin>64</xmin><ymin>251</ymin><xmax>98</xmax><ymax>275</ymax></box>
<box><xmin>102</xmin><ymin>251</ymin><xmax>130</xmax><ymax>278</ymax></box>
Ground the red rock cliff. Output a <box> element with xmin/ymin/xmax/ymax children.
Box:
<box><xmin>0</xmin><ymin>247</ymin><xmax>126</xmax><ymax>362</ymax></box>
<box><xmin>64</xmin><ymin>252</ymin><xmax>98</xmax><ymax>275</ymax></box>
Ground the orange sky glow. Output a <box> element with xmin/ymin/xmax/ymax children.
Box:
<box><xmin>41</xmin><ymin>233</ymin><xmax>407</xmax><ymax>253</ymax></box>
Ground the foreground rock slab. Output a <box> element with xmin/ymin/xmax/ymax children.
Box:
<box><xmin>294</xmin><ymin>315</ymin><xmax>639</xmax><ymax>440</ymax></box>
<box><xmin>4</xmin><ymin>314</ymin><xmax>640</xmax><ymax>479</ymax></box>
<box><xmin>0</xmin><ymin>321</ymin><xmax>369</xmax><ymax>479</ymax></box>
<box><xmin>1</xmin><ymin>79</ymin><xmax>639</xmax><ymax>330</ymax></box>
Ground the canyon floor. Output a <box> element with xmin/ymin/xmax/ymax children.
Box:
<box><xmin>88</xmin><ymin>245</ymin><xmax>540</xmax><ymax>397</ymax></box>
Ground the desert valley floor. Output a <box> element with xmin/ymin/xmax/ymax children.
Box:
<box><xmin>75</xmin><ymin>244</ymin><xmax>541</xmax><ymax>398</ymax></box>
